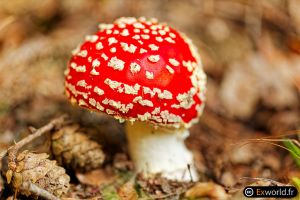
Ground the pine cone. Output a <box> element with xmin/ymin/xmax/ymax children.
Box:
<box><xmin>51</xmin><ymin>125</ymin><xmax>105</xmax><ymax>171</ymax></box>
<box><xmin>6</xmin><ymin>150</ymin><xmax>70</xmax><ymax>198</ymax></box>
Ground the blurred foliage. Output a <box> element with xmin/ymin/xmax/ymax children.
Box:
<box><xmin>283</xmin><ymin>139</ymin><xmax>300</xmax><ymax>167</ymax></box>
<box><xmin>101</xmin><ymin>185</ymin><xmax>121</xmax><ymax>200</ymax></box>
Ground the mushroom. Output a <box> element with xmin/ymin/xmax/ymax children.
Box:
<box><xmin>64</xmin><ymin>17</ymin><xmax>206</xmax><ymax>181</ymax></box>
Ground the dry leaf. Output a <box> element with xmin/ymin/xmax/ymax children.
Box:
<box><xmin>185</xmin><ymin>182</ymin><xmax>228</xmax><ymax>200</ymax></box>
<box><xmin>76</xmin><ymin>168</ymin><xmax>116</xmax><ymax>186</ymax></box>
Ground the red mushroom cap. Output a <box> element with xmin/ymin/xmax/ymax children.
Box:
<box><xmin>65</xmin><ymin>17</ymin><xmax>206</xmax><ymax>128</ymax></box>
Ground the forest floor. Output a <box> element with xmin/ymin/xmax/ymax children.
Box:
<box><xmin>0</xmin><ymin>0</ymin><xmax>299</xmax><ymax>199</ymax></box>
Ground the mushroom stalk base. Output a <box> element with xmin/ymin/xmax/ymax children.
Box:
<box><xmin>125</xmin><ymin>121</ymin><xmax>198</xmax><ymax>181</ymax></box>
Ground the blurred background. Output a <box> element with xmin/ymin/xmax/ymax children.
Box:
<box><xmin>0</xmin><ymin>0</ymin><xmax>299</xmax><ymax>195</ymax></box>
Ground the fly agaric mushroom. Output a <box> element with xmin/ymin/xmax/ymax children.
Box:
<box><xmin>64</xmin><ymin>17</ymin><xmax>206</xmax><ymax>181</ymax></box>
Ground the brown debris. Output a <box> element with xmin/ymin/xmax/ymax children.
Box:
<box><xmin>136</xmin><ymin>175</ymin><xmax>191</xmax><ymax>199</ymax></box>
<box><xmin>52</xmin><ymin>125</ymin><xmax>105</xmax><ymax>172</ymax></box>
<box><xmin>113</xmin><ymin>153</ymin><xmax>134</xmax><ymax>171</ymax></box>
<box><xmin>64</xmin><ymin>184</ymin><xmax>101</xmax><ymax>199</ymax></box>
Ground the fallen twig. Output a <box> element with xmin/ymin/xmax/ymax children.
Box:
<box><xmin>1</xmin><ymin>115</ymin><xmax>67</xmax><ymax>163</ymax></box>
<box><xmin>0</xmin><ymin>115</ymin><xmax>67</xmax><ymax>170</ymax></box>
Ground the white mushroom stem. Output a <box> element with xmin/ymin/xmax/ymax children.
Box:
<box><xmin>125</xmin><ymin>121</ymin><xmax>199</xmax><ymax>181</ymax></box>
